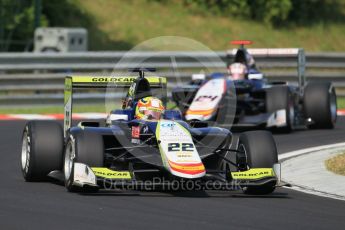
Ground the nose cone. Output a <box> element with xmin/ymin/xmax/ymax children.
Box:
<box><xmin>156</xmin><ymin>120</ymin><xmax>206</xmax><ymax>179</ymax></box>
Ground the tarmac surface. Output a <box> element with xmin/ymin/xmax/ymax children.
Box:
<box><xmin>1</xmin><ymin>119</ymin><xmax>345</xmax><ymax>230</ymax></box>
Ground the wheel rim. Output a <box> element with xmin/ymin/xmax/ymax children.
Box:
<box><xmin>64</xmin><ymin>141</ymin><xmax>75</xmax><ymax>181</ymax></box>
<box><xmin>21</xmin><ymin>131</ymin><xmax>30</xmax><ymax>174</ymax></box>
<box><xmin>330</xmin><ymin>90</ymin><xmax>337</xmax><ymax>123</ymax></box>
<box><xmin>288</xmin><ymin>100</ymin><xmax>295</xmax><ymax>127</ymax></box>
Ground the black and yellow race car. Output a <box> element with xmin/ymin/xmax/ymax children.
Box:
<box><xmin>21</xmin><ymin>69</ymin><xmax>282</xmax><ymax>195</ymax></box>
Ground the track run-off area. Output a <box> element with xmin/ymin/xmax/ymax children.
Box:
<box><xmin>1</xmin><ymin>118</ymin><xmax>345</xmax><ymax>230</ymax></box>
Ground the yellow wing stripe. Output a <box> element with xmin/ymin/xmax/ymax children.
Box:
<box><xmin>91</xmin><ymin>167</ymin><xmax>132</xmax><ymax>179</ymax></box>
<box><xmin>231</xmin><ymin>168</ymin><xmax>275</xmax><ymax>180</ymax></box>
<box><xmin>70</xmin><ymin>76</ymin><xmax>166</xmax><ymax>84</ymax></box>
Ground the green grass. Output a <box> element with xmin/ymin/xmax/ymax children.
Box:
<box><xmin>70</xmin><ymin>0</ymin><xmax>345</xmax><ymax>51</ymax></box>
<box><xmin>325</xmin><ymin>152</ymin><xmax>345</xmax><ymax>176</ymax></box>
<box><xmin>337</xmin><ymin>97</ymin><xmax>345</xmax><ymax>110</ymax></box>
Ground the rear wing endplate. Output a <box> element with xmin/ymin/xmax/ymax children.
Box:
<box><xmin>227</xmin><ymin>48</ymin><xmax>306</xmax><ymax>95</ymax></box>
<box><xmin>64</xmin><ymin>76</ymin><xmax>167</xmax><ymax>137</ymax></box>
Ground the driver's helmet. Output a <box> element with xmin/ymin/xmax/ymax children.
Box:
<box><xmin>135</xmin><ymin>96</ymin><xmax>165</xmax><ymax>120</ymax></box>
<box><xmin>228</xmin><ymin>62</ymin><xmax>248</xmax><ymax>80</ymax></box>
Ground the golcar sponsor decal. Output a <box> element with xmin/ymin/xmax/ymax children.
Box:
<box><xmin>231</xmin><ymin>168</ymin><xmax>275</xmax><ymax>180</ymax></box>
<box><xmin>69</xmin><ymin>76</ymin><xmax>166</xmax><ymax>84</ymax></box>
<box><xmin>91</xmin><ymin>77</ymin><xmax>135</xmax><ymax>83</ymax></box>
<box><xmin>91</xmin><ymin>168</ymin><xmax>132</xmax><ymax>179</ymax></box>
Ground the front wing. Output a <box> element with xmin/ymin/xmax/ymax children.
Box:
<box><xmin>71</xmin><ymin>163</ymin><xmax>282</xmax><ymax>191</ymax></box>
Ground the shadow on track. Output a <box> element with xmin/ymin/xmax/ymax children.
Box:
<box><xmin>78</xmin><ymin>189</ymin><xmax>290</xmax><ymax>199</ymax></box>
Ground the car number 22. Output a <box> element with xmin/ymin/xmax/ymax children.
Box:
<box><xmin>168</xmin><ymin>143</ymin><xmax>194</xmax><ymax>152</ymax></box>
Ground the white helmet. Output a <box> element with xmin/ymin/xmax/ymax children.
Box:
<box><xmin>228</xmin><ymin>63</ymin><xmax>247</xmax><ymax>80</ymax></box>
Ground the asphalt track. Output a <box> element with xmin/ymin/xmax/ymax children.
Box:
<box><xmin>1</xmin><ymin>119</ymin><xmax>345</xmax><ymax>230</ymax></box>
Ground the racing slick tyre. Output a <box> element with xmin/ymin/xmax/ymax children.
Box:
<box><xmin>21</xmin><ymin>121</ymin><xmax>64</xmax><ymax>181</ymax></box>
<box><xmin>238</xmin><ymin>131</ymin><xmax>278</xmax><ymax>195</ymax></box>
<box><xmin>303</xmin><ymin>82</ymin><xmax>337</xmax><ymax>129</ymax></box>
<box><xmin>64</xmin><ymin>130</ymin><xmax>104</xmax><ymax>192</ymax></box>
<box><xmin>266</xmin><ymin>86</ymin><xmax>294</xmax><ymax>132</ymax></box>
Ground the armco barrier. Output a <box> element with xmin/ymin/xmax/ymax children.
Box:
<box><xmin>0</xmin><ymin>51</ymin><xmax>344</xmax><ymax>106</ymax></box>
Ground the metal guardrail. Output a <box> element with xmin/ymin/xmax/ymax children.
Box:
<box><xmin>0</xmin><ymin>51</ymin><xmax>344</xmax><ymax>106</ymax></box>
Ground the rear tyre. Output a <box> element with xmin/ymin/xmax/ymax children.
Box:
<box><xmin>64</xmin><ymin>131</ymin><xmax>104</xmax><ymax>192</ymax></box>
<box><xmin>238</xmin><ymin>131</ymin><xmax>278</xmax><ymax>195</ymax></box>
<box><xmin>266</xmin><ymin>86</ymin><xmax>294</xmax><ymax>132</ymax></box>
<box><xmin>21</xmin><ymin>121</ymin><xmax>63</xmax><ymax>181</ymax></box>
<box><xmin>303</xmin><ymin>82</ymin><xmax>337</xmax><ymax>129</ymax></box>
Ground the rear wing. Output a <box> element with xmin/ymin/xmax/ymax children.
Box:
<box><xmin>64</xmin><ymin>76</ymin><xmax>167</xmax><ymax>137</ymax></box>
<box><xmin>227</xmin><ymin>48</ymin><xmax>306</xmax><ymax>95</ymax></box>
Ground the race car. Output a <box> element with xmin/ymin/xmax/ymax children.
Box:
<box><xmin>21</xmin><ymin>69</ymin><xmax>281</xmax><ymax>195</ymax></box>
<box><xmin>172</xmin><ymin>41</ymin><xmax>337</xmax><ymax>132</ymax></box>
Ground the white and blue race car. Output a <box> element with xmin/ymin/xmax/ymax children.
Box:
<box><xmin>172</xmin><ymin>41</ymin><xmax>337</xmax><ymax>132</ymax></box>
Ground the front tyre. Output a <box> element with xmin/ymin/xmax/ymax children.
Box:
<box><xmin>21</xmin><ymin>121</ymin><xmax>63</xmax><ymax>181</ymax></box>
<box><xmin>238</xmin><ymin>131</ymin><xmax>278</xmax><ymax>195</ymax></box>
<box><xmin>64</xmin><ymin>130</ymin><xmax>104</xmax><ymax>192</ymax></box>
<box><xmin>303</xmin><ymin>82</ymin><xmax>337</xmax><ymax>129</ymax></box>
<box><xmin>266</xmin><ymin>86</ymin><xmax>294</xmax><ymax>132</ymax></box>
